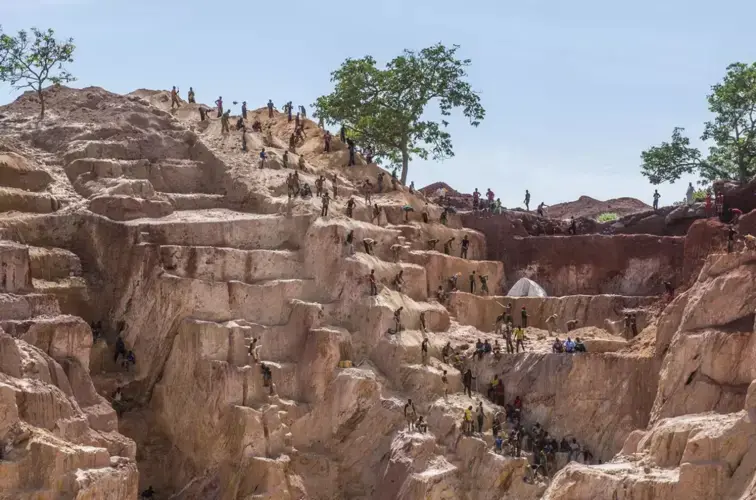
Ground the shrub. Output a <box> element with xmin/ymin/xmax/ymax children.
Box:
<box><xmin>692</xmin><ymin>189</ymin><xmax>708</xmax><ymax>202</ymax></box>
<box><xmin>596</xmin><ymin>212</ymin><xmax>619</xmax><ymax>223</ymax></box>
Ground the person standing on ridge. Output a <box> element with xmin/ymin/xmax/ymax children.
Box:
<box><xmin>171</xmin><ymin>86</ymin><xmax>180</xmax><ymax>109</ymax></box>
<box><xmin>299</xmin><ymin>104</ymin><xmax>307</xmax><ymax>119</ymax></box>
<box><xmin>469</xmin><ymin>270</ymin><xmax>477</xmax><ymax>294</ymax></box>
<box><xmin>187</xmin><ymin>87</ymin><xmax>195</xmax><ymax>103</ymax></box>
<box><xmin>340</xmin><ymin>124</ymin><xmax>347</xmax><ymax>143</ymax></box>
<box><xmin>486</xmin><ymin>188</ymin><xmax>495</xmax><ymax>211</ymax></box>
<box><xmin>653</xmin><ymin>189</ymin><xmax>661</xmax><ymax>210</ymax></box>
<box><xmin>462</xmin><ymin>368</ymin><xmax>475</xmax><ymax>397</ymax></box>
<box><xmin>321</xmin><ymin>191</ymin><xmax>330</xmax><ymax>217</ymax></box>
<box><xmin>460</xmin><ymin>235</ymin><xmax>470</xmax><ymax>259</ymax></box>
<box><xmin>332</xmin><ymin>174</ymin><xmax>339</xmax><ymax>199</ymax></box>
<box><xmin>284</xmin><ymin>101</ymin><xmax>293</xmax><ymax>122</ymax></box>
<box><xmin>367</xmin><ymin>269</ymin><xmax>378</xmax><ymax>296</ymax></box>
<box><xmin>537</xmin><ymin>202</ymin><xmax>546</xmax><ymax>217</ymax></box>
<box><xmin>514</xmin><ymin>325</ymin><xmax>525</xmax><ymax>352</ymax></box>
<box><xmin>404</xmin><ymin>399</ymin><xmax>417</xmax><ymax>431</ymax></box>
<box><xmin>346</xmin><ymin>197</ymin><xmax>356</xmax><ymax>218</ymax></box>
<box><xmin>221</xmin><ymin>110</ymin><xmax>231</xmax><ymax>133</ymax></box>
<box><xmin>444</xmin><ymin>237</ymin><xmax>455</xmax><ymax>255</ymax></box>
<box><xmin>346</xmin><ymin>138</ymin><xmax>356</xmax><ymax>166</ymax></box>
<box><xmin>215</xmin><ymin>96</ymin><xmax>223</xmax><ymax>117</ymax></box>
<box><xmin>479</xmin><ymin>274</ymin><xmax>489</xmax><ymax>295</ymax></box>
<box><xmin>568</xmin><ymin>217</ymin><xmax>577</xmax><ymax>235</ymax></box>
<box><xmin>315</xmin><ymin>176</ymin><xmax>324</xmax><ymax>197</ymax></box>
<box><xmin>472</xmin><ymin>188</ymin><xmax>481</xmax><ymax>212</ymax></box>
<box><xmin>241</xmin><ymin>101</ymin><xmax>247</xmax><ymax>119</ymax></box>
<box><xmin>267</xmin><ymin>99</ymin><xmax>275</xmax><ymax>118</ymax></box>
<box><xmin>705</xmin><ymin>191</ymin><xmax>712</xmax><ymax>216</ymax></box>
<box><xmin>324</xmin><ymin>130</ymin><xmax>332</xmax><ymax>153</ymax></box>
<box><xmin>686</xmin><ymin>182</ymin><xmax>695</xmax><ymax>205</ymax></box>
<box><xmin>524</xmin><ymin>190</ymin><xmax>531</xmax><ymax>211</ymax></box>
<box><xmin>477</xmin><ymin>402</ymin><xmax>485</xmax><ymax>434</ymax></box>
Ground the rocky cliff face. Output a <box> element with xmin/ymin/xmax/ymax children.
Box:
<box><xmin>1</xmin><ymin>85</ymin><xmax>755</xmax><ymax>500</ymax></box>
<box><xmin>462</xmin><ymin>214</ymin><xmax>685</xmax><ymax>296</ymax></box>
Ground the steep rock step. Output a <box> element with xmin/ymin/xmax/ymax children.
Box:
<box><xmin>66</xmin><ymin>157</ymin><xmax>219</xmax><ymax>194</ymax></box>
<box><xmin>131</xmin><ymin>209</ymin><xmax>313</xmax><ymax>250</ymax></box>
<box><xmin>159</xmin><ymin>245</ymin><xmax>306</xmax><ymax>282</ymax></box>
<box><xmin>159</xmin><ymin>274</ymin><xmax>317</xmax><ymax>326</ymax></box>
<box><xmin>28</xmin><ymin>246</ymin><xmax>83</xmax><ymax>281</ymax></box>
<box><xmin>0</xmin><ymin>151</ymin><xmax>54</xmax><ymax>192</ymax></box>
<box><xmin>32</xmin><ymin>277</ymin><xmax>89</xmax><ymax>318</ymax></box>
<box><xmin>160</xmin><ymin>193</ymin><xmax>229</xmax><ymax>211</ymax></box>
<box><xmin>178</xmin><ymin>317</ymin><xmax>253</xmax><ymax>367</ymax></box>
<box><xmin>406</xmin><ymin>250</ymin><xmax>505</xmax><ymax>297</ymax></box>
<box><xmin>88</xmin><ymin>194</ymin><xmax>174</xmax><ymax>222</ymax></box>
<box><xmin>447</xmin><ymin>292</ymin><xmax>657</xmax><ymax>334</ymax></box>
<box><xmin>0</xmin><ymin>314</ymin><xmax>91</xmax><ymax>367</ymax></box>
<box><xmin>0</xmin><ymin>187</ymin><xmax>60</xmax><ymax>214</ymax></box>
<box><xmin>0</xmin><ymin>293</ymin><xmax>61</xmax><ymax>320</ymax></box>
<box><xmin>390</xmin><ymin>223</ymin><xmax>487</xmax><ymax>260</ymax></box>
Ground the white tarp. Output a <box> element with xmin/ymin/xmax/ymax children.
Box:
<box><xmin>506</xmin><ymin>278</ymin><xmax>547</xmax><ymax>297</ymax></box>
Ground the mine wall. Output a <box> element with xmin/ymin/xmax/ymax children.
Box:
<box><xmin>462</xmin><ymin>212</ymin><xmax>684</xmax><ymax>296</ymax></box>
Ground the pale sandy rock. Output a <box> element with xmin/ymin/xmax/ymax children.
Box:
<box><xmin>449</xmin><ymin>292</ymin><xmax>655</xmax><ymax>333</ymax></box>
<box><xmin>28</xmin><ymin>246</ymin><xmax>82</xmax><ymax>281</ymax></box>
<box><xmin>0</xmin><ymin>330</ymin><xmax>136</xmax><ymax>499</ymax></box>
<box><xmin>88</xmin><ymin>194</ymin><xmax>174</xmax><ymax>221</ymax></box>
<box><xmin>473</xmin><ymin>352</ymin><xmax>658</xmax><ymax>460</ymax></box>
<box><xmin>8</xmin><ymin>85</ymin><xmax>756</xmax><ymax>500</ymax></box>
<box><xmin>0</xmin><ymin>186</ymin><xmax>59</xmax><ymax>213</ymax></box>
<box><xmin>0</xmin><ymin>293</ymin><xmax>60</xmax><ymax>320</ymax></box>
<box><xmin>0</xmin><ymin>241</ymin><xmax>32</xmax><ymax>293</ymax></box>
<box><xmin>0</xmin><ymin>152</ymin><xmax>53</xmax><ymax>191</ymax></box>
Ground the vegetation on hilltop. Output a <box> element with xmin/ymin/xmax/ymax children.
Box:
<box><xmin>313</xmin><ymin>43</ymin><xmax>485</xmax><ymax>185</ymax></box>
<box><xmin>0</xmin><ymin>26</ymin><xmax>76</xmax><ymax>118</ymax></box>
<box><xmin>641</xmin><ymin>62</ymin><xmax>756</xmax><ymax>185</ymax></box>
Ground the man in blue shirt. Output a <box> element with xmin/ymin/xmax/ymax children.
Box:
<box><xmin>565</xmin><ymin>337</ymin><xmax>576</xmax><ymax>353</ymax></box>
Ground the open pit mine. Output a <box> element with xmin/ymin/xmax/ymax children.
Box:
<box><xmin>1</xmin><ymin>86</ymin><xmax>755</xmax><ymax>499</ymax></box>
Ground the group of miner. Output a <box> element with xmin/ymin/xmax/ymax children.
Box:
<box><xmin>158</xmin><ymin>86</ymin><xmax>742</xmax><ymax>486</ymax></box>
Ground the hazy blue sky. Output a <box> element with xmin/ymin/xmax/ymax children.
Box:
<box><xmin>2</xmin><ymin>0</ymin><xmax>755</xmax><ymax>208</ymax></box>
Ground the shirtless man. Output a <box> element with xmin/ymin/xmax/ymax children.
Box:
<box><xmin>363</xmin><ymin>238</ymin><xmax>376</xmax><ymax>255</ymax></box>
<box><xmin>545</xmin><ymin>314</ymin><xmax>558</xmax><ymax>336</ymax></box>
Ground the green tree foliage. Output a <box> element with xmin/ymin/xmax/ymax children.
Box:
<box><xmin>0</xmin><ymin>27</ymin><xmax>76</xmax><ymax>118</ymax></box>
<box><xmin>596</xmin><ymin>212</ymin><xmax>618</xmax><ymax>223</ymax></box>
<box><xmin>313</xmin><ymin>43</ymin><xmax>485</xmax><ymax>184</ymax></box>
<box><xmin>641</xmin><ymin>62</ymin><xmax>756</xmax><ymax>184</ymax></box>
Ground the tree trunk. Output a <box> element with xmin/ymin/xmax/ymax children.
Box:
<box><xmin>37</xmin><ymin>89</ymin><xmax>45</xmax><ymax>119</ymax></box>
<box><xmin>400</xmin><ymin>148</ymin><xmax>409</xmax><ymax>186</ymax></box>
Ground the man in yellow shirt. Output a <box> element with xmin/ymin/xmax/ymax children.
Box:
<box><xmin>463</xmin><ymin>406</ymin><xmax>473</xmax><ymax>435</ymax></box>
<box><xmin>514</xmin><ymin>327</ymin><xmax>526</xmax><ymax>353</ymax></box>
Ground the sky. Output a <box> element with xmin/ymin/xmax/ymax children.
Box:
<box><xmin>2</xmin><ymin>0</ymin><xmax>755</xmax><ymax>208</ymax></box>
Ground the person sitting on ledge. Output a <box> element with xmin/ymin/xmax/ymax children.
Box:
<box><xmin>416</xmin><ymin>415</ymin><xmax>428</xmax><ymax>433</ymax></box>
<box><xmin>475</xmin><ymin>338</ymin><xmax>485</xmax><ymax>360</ymax></box>
<box><xmin>574</xmin><ymin>337</ymin><xmax>587</xmax><ymax>352</ymax></box>
<box><xmin>551</xmin><ymin>338</ymin><xmax>564</xmax><ymax>353</ymax></box>
<box><xmin>564</xmin><ymin>337</ymin><xmax>576</xmax><ymax>353</ymax></box>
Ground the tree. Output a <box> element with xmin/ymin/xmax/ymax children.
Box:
<box><xmin>0</xmin><ymin>27</ymin><xmax>76</xmax><ymax>119</ymax></box>
<box><xmin>641</xmin><ymin>62</ymin><xmax>756</xmax><ymax>185</ymax></box>
<box><xmin>313</xmin><ymin>43</ymin><xmax>485</xmax><ymax>185</ymax></box>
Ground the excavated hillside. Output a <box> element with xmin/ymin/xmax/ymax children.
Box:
<box><xmin>0</xmin><ymin>85</ymin><xmax>754</xmax><ymax>500</ymax></box>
